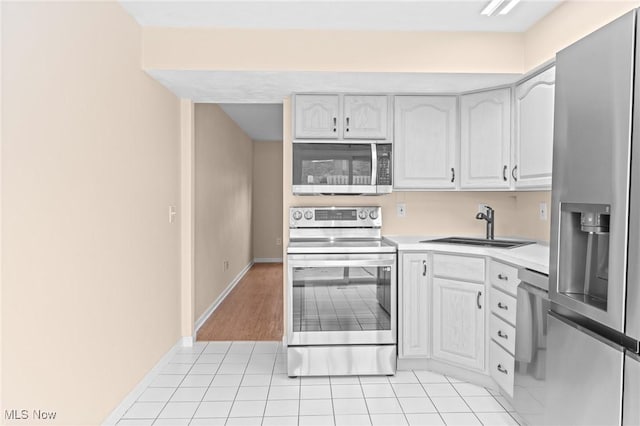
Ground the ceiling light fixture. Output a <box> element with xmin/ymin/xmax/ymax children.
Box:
<box><xmin>480</xmin><ymin>0</ymin><xmax>521</xmax><ymax>16</ymax></box>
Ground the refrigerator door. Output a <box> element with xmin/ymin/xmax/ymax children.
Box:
<box><xmin>546</xmin><ymin>312</ymin><xmax>624</xmax><ymax>426</ymax></box>
<box><xmin>549</xmin><ymin>10</ymin><xmax>636</xmax><ymax>332</ymax></box>
<box><xmin>627</xmin><ymin>10</ymin><xmax>640</xmax><ymax>346</ymax></box>
<box><xmin>624</xmin><ymin>352</ymin><xmax>640</xmax><ymax>426</ymax></box>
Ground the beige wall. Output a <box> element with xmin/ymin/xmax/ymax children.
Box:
<box><xmin>2</xmin><ymin>2</ymin><xmax>180</xmax><ymax>425</ymax></box>
<box><xmin>253</xmin><ymin>141</ymin><xmax>284</xmax><ymax>261</ymax></box>
<box><xmin>524</xmin><ymin>1</ymin><xmax>640</xmax><ymax>70</ymax></box>
<box><xmin>143</xmin><ymin>28</ymin><xmax>524</xmax><ymax>73</ymax></box>
<box><xmin>194</xmin><ymin>104</ymin><xmax>253</xmax><ymax>320</ymax></box>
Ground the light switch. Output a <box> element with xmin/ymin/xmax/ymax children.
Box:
<box><xmin>169</xmin><ymin>206</ymin><xmax>177</xmax><ymax>223</ymax></box>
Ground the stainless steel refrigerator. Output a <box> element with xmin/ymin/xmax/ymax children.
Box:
<box><xmin>548</xmin><ymin>9</ymin><xmax>640</xmax><ymax>426</ymax></box>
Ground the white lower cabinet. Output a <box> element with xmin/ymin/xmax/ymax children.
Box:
<box><xmin>399</xmin><ymin>252</ymin><xmax>430</xmax><ymax>358</ymax></box>
<box><xmin>432</xmin><ymin>277</ymin><xmax>485</xmax><ymax>371</ymax></box>
<box><xmin>490</xmin><ymin>340</ymin><xmax>515</xmax><ymax>398</ymax></box>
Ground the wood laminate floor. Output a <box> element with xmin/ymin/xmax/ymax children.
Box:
<box><xmin>197</xmin><ymin>262</ymin><xmax>283</xmax><ymax>341</ymax></box>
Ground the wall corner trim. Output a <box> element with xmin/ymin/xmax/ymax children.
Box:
<box><xmin>101</xmin><ymin>337</ymin><xmax>186</xmax><ymax>425</ymax></box>
<box><xmin>193</xmin><ymin>261</ymin><xmax>254</xmax><ymax>334</ymax></box>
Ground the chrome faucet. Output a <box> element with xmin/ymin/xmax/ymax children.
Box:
<box><xmin>475</xmin><ymin>206</ymin><xmax>495</xmax><ymax>240</ymax></box>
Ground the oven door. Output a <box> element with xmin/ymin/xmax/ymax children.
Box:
<box><xmin>287</xmin><ymin>253</ymin><xmax>396</xmax><ymax>346</ymax></box>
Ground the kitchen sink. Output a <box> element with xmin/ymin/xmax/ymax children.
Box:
<box><xmin>420</xmin><ymin>236</ymin><xmax>535</xmax><ymax>249</ymax></box>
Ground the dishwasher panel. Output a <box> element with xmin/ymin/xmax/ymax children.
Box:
<box><xmin>513</xmin><ymin>277</ymin><xmax>549</xmax><ymax>426</ymax></box>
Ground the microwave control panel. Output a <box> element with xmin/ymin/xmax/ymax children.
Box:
<box><xmin>377</xmin><ymin>145</ymin><xmax>392</xmax><ymax>186</ymax></box>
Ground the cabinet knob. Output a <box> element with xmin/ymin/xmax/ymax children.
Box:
<box><xmin>497</xmin><ymin>302</ymin><xmax>509</xmax><ymax>310</ymax></box>
<box><xmin>497</xmin><ymin>364</ymin><xmax>508</xmax><ymax>374</ymax></box>
<box><xmin>497</xmin><ymin>330</ymin><xmax>508</xmax><ymax>339</ymax></box>
<box><xmin>422</xmin><ymin>260</ymin><xmax>427</xmax><ymax>276</ymax></box>
<box><xmin>451</xmin><ymin>167</ymin><xmax>455</xmax><ymax>183</ymax></box>
<box><xmin>503</xmin><ymin>165</ymin><xmax>507</xmax><ymax>181</ymax></box>
<box><xmin>345</xmin><ymin>117</ymin><xmax>350</xmax><ymax>132</ymax></box>
<box><xmin>497</xmin><ymin>273</ymin><xmax>508</xmax><ymax>281</ymax></box>
<box><xmin>476</xmin><ymin>291</ymin><xmax>482</xmax><ymax>309</ymax></box>
<box><xmin>512</xmin><ymin>165</ymin><xmax>518</xmax><ymax>182</ymax></box>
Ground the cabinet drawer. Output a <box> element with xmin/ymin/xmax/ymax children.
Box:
<box><xmin>490</xmin><ymin>287</ymin><xmax>517</xmax><ymax>325</ymax></box>
<box><xmin>490</xmin><ymin>341</ymin><xmax>515</xmax><ymax>398</ymax></box>
<box><xmin>490</xmin><ymin>314</ymin><xmax>516</xmax><ymax>355</ymax></box>
<box><xmin>489</xmin><ymin>260</ymin><xmax>519</xmax><ymax>296</ymax></box>
<box><xmin>433</xmin><ymin>254</ymin><xmax>485</xmax><ymax>282</ymax></box>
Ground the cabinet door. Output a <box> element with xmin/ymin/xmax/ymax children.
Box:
<box><xmin>343</xmin><ymin>95</ymin><xmax>388</xmax><ymax>139</ymax></box>
<box><xmin>394</xmin><ymin>96</ymin><xmax>457</xmax><ymax>189</ymax></box>
<box><xmin>400</xmin><ymin>253</ymin><xmax>430</xmax><ymax>358</ymax></box>
<box><xmin>514</xmin><ymin>66</ymin><xmax>555</xmax><ymax>189</ymax></box>
<box><xmin>295</xmin><ymin>94</ymin><xmax>340</xmax><ymax>139</ymax></box>
<box><xmin>432</xmin><ymin>278</ymin><xmax>485</xmax><ymax>370</ymax></box>
<box><xmin>460</xmin><ymin>88</ymin><xmax>511</xmax><ymax>189</ymax></box>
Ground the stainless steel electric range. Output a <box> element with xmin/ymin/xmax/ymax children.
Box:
<box><xmin>286</xmin><ymin>206</ymin><xmax>397</xmax><ymax>377</ymax></box>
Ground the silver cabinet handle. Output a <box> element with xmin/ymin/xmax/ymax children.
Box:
<box><xmin>422</xmin><ymin>260</ymin><xmax>427</xmax><ymax>276</ymax></box>
<box><xmin>451</xmin><ymin>167</ymin><xmax>455</xmax><ymax>183</ymax></box>
<box><xmin>497</xmin><ymin>273</ymin><xmax>508</xmax><ymax>280</ymax></box>
<box><xmin>333</xmin><ymin>117</ymin><xmax>337</xmax><ymax>132</ymax></box>
<box><xmin>497</xmin><ymin>330</ymin><xmax>508</xmax><ymax>339</ymax></box>
<box><xmin>512</xmin><ymin>165</ymin><xmax>518</xmax><ymax>181</ymax></box>
<box><xmin>477</xmin><ymin>291</ymin><xmax>482</xmax><ymax>309</ymax></box>
<box><xmin>503</xmin><ymin>165</ymin><xmax>507</xmax><ymax>181</ymax></box>
<box><xmin>497</xmin><ymin>364</ymin><xmax>508</xmax><ymax>374</ymax></box>
<box><xmin>497</xmin><ymin>302</ymin><xmax>509</xmax><ymax>310</ymax></box>
<box><xmin>345</xmin><ymin>117</ymin><xmax>350</xmax><ymax>132</ymax></box>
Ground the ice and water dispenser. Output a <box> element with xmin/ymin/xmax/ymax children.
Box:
<box><xmin>557</xmin><ymin>203</ymin><xmax>611</xmax><ymax>311</ymax></box>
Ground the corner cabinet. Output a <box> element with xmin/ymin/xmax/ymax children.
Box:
<box><xmin>513</xmin><ymin>66</ymin><xmax>555</xmax><ymax>189</ymax></box>
<box><xmin>460</xmin><ymin>88</ymin><xmax>512</xmax><ymax>190</ymax></box>
<box><xmin>399</xmin><ymin>252</ymin><xmax>430</xmax><ymax>358</ymax></box>
<box><xmin>294</xmin><ymin>94</ymin><xmax>389</xmax><ymax>140</ymax></box>
<box><xmin>394</xmin><ymin>96</ymin><xmax>458</xmax><ymax>189</ymax></box>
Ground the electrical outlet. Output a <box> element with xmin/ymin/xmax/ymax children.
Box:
<box><xmin>397</xmin><ymin>203</ymin><xmax>407</xmax><ymax>218</ymax></box>
<box><xmin>168</xmin><ymin>206</ymin><xmax>177</xmax><ymax>224</ymax></box>
<box><xmin>539</xmin><ymin>202</ymin><xmax>548</xmax><ymax>220</ymax></box>
<box><xmin>276</xmin><ymin>237</ymin><xmax>282</xmax><ymax>246</ymax></box>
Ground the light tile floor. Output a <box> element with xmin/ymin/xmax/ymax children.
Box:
<box><xmin>117</xmin><ymin>341</ymin><xmax>519</xmax><ymax>426</ymax></box>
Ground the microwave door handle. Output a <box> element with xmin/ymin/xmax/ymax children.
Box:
<box><xmin>289</xmin><ymin>259</ymin><xmax>394</xmax><ymax>268</ymax></box>
<box><xmin>371</xmin><ymin>144</ymin><xmax>377</xmax><ymax>186</ymax></box>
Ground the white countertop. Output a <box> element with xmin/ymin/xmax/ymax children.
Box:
<box><xmin>384</xmin><ymin>235</ymin><xmax>550</xmax><ymax>275</ymax></box>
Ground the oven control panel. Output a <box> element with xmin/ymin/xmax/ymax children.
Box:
<box><xmin>290</xmin><ymin>206</ymin><xmax>382</xmax><ymax>228</ymax></box>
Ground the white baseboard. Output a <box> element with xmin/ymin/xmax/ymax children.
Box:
<box><xmin>102</xmin><ymin>337</ymin><xmax>187</xmax><ymax>425</ymax></box>
<box><xmin>253</xmin><ymin>257</ymin><xmax>283</xmax><ymax>263</ymax></box>
<box><xmin>181</xmin><ymin>335</ymin><xmax>195</xmax><ymax>347</ymax></box>
<box><xmin>193</xmin><ymin>261</ymin><xmax>254</xmax><ymax>334</ymax></box>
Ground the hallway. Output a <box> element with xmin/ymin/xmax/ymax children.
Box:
<box><xmin>197</xmin><ymin>263</ymin><xmax>283</xmax><ymax>341</ymax></box>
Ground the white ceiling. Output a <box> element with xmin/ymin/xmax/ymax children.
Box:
<box><xmin>121</xmin><ymin>0</ymin><xmax>562</xmax><ymax>32</ymax></box>
<box><xmin>219</xmin><ymin>103</ymin><xmax>283</xmax><ymax>141</ymax></box>
<box><xmin>123</xmin><ymin>0</ymin><xmax>563</xmax><ymax>141</ymax></box>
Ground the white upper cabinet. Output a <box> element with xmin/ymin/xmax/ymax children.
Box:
<box><xmin>294</xmin><ymin>94</ymin><xmax>340</xmax><ymax>139</ymax></box>
<box><xmin>343</xmin><ymin>95</ymin><xmax>388</xmax><ymax>139</ymax></box>
<box><xmin>460</xmin><ymin>88</ymin><xmax>512</xmax><ymax>189</ymax></box>
<box><xmin>294</xmin><ymin>94</ymin><xmax>388</xmax><ymax>140</ymax></box>
<box><xmin>394</xmin><ymin>96</ymin><xmax>458</xmax><ymax>189</ymax></box>
<box><xmin>513</xmin><ymin>66</ymin><xmax>555</xmax><ymax>189</ymax></box>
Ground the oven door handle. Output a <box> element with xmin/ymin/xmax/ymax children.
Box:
<box><xmin>289</xmin><ymin>258</ymin><xmax>394</xmax><ymax>268</ymax></box>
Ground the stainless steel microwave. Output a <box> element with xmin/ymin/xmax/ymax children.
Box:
<box><xmin>292</xmin><ymin>142</ymin><xmax>392</xmax><ymax>195</ymax></box>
